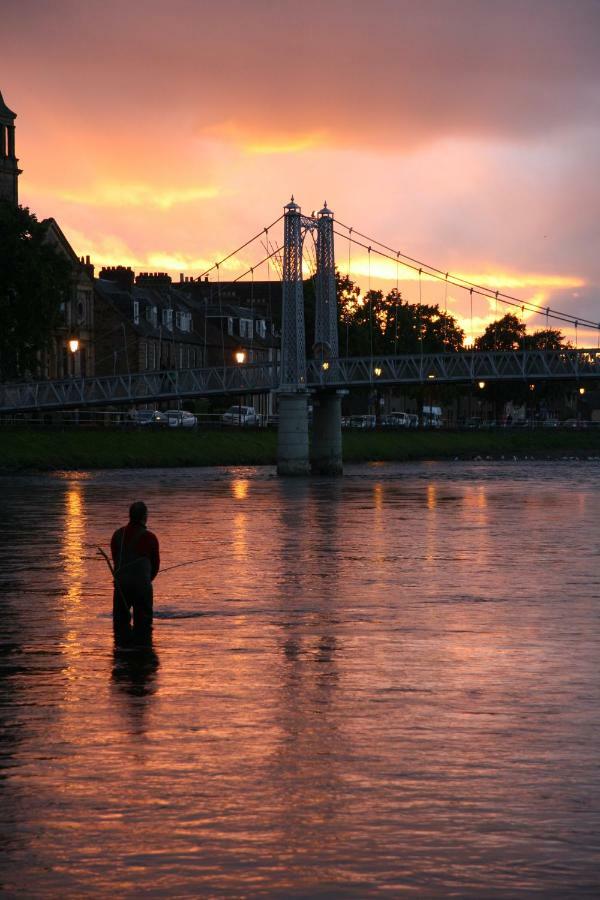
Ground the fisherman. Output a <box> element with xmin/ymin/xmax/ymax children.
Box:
<box><xmin>111</xmin><ymin>501</ymin><xmax>160</xmax><ymax>638</ymax></box>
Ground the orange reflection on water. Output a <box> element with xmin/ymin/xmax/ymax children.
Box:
<box><xmin>231</xmin><ymin>479</ymin><xmax>250</xmax><ymax>501</ymax></box>
<box><xmin>427</xmin><ymin>483</ymin><xmax>438</xmax><ymax>510</ymax></box>
<box><xmin>231</xmin><ymin>479</ymin><xmax>250</xmax><ymax>560</ymax></box>
<box><xmin>62</xmin><ymin>483</ymin><xmax>86</xmax><ymax>606</ymax></box>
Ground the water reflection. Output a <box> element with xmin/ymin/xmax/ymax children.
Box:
<box><xmin>111</xmin><ymin>642</ymin><xmax>160</xmax><ymax>738</ymax></box>
<box><xmin>1</xmin><ymin>463</ymin><xmax>600</xmax><ymax>896</ymax></box>
<box><xmin>61</xmin><ymin>482</ymin><xmax>86</xmax><ymax>607</ymax></box>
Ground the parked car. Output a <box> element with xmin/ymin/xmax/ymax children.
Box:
<box><xmin>349</xmin><ymin>414</ymin><xmax>376</xmax><ymax>429</ymax></box>
<box><xmin>381</xmin><ymin>412</ymin><xmax>410</xmax><ymax>428</ymax></box>
<box><xmin>164</xmin><ymin>409</ymin><xmax>198</xmax><ymax>428</ymax></box>
<box><xmin>221</xmin><ymin>405</ymin><xmax>262</xmax><ymax>426</ymax></box>
<box><xmin>128</xmin><ymin>409</ymin><xmax>168</xmax><ymax>428</ymax></box>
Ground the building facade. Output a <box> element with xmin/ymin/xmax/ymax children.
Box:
<box><xmin>0</xmin><ymin>90</ymin><xmax>20</xmax><ymax>206</ymax></box>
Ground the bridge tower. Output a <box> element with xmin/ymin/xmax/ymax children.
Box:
<box><xmin>277</xmin><ymin>198</ymin><xmax>311</xmax><ymax>475</ymax></box>
<box><xmin>314</xmin><ymin>203</ymin><xmax>338</xmax><ymax>360</ymax></box>
<box><xmin>0</xmin><ymin>89</ymin><xmax>21</xmax><ymax>206</ymax></box>
<box><xmin>277</xmin><ymin>197</ymin><xmax>343</xmax><ymax>476</ymax></box>
<box><xmin>311</xmin><ymin>203</ymin><xmax>343</xmax><ymax>475</ymax></box>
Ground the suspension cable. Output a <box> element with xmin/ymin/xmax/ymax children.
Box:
<box><xmin>232</xmin><ymin>245</ymin><xmax>284</xmax><ymax>282</ymax></box>
<box><xmin>333</xmin><ymin>227</ymin><xmax>599</xmax><ymax>332</ymax></box>
<box><xmin>197</xmin><ymin>214</ymin><xmax>283</xmax><ymax>281</ymax></box>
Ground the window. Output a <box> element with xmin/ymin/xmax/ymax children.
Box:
<box><xmin>142</xmin><ymin>341</ymin><xmax>148</xmax><ymax>369</ymax></box>
<box><xmin>175</xmin><ymin>311</ymin><xmax>182</xmax><ymax>330</ymax></box>
<box><xmin>227</xmin><ymin>317</ymin><xmax>234</xmax><ymax>335</ymax></box>
<box><xmin>162</xmin><ymin>308</ymin><xmax>173</xmax><ymax>331</ymax></box>
<box><xmin>133</xmin><ymin>300</ymin><xmax>140</xmax><ymax>324</ymax></box>
<box><xmin>240</xmin><ymin>318</ymin><xmax>253</xmax><ymax>338</ymax></box>
<box><xmin>257</xmin><ymin>319</ymin><xmax>266</xmax><ymax>338</ymax></box>
<box><xmin>179</xmin><ymin>345</ymin><xmax>184</xmax><ymax>368</ymax></box>
<box><xmin>150</xmin><ymin>342</ymin><xmax>156</xmax><ymax>369</ymax></box>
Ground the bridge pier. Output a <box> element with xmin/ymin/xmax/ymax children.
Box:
<box><xmin>276</xmin><ymin>392</ymin><xmax>310</xmax><ymax>476</ymax></box>
<box><xmin>311</xmin><ymin>390</ymin><xmax>343</xmax><ymax>476</ymax></box>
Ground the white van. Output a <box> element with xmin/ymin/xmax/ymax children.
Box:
<box><xmin>422</xmin><ymin>406</ymin><xmax>443</xmax><ymax>428</ymax></box>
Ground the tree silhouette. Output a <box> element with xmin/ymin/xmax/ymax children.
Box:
<box><xmin>0</xmin><ymin>202</ymin><xmax>70</xmax><ymax>379</ymax></box>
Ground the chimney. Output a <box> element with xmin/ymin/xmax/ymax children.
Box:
<box><xmin>99</xmin><ymin>265</ymin><xmax>135</xmax><ymax>291</ymax></box>
<box><xmin>135</xmin><ymin>271</ymin><xmax>172</xmax><ymax>287</ymax></box>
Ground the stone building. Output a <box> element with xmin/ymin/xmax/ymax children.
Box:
<box><xmin>0</xmin><ymin>90</ymin><xmax>20</xmax><ymax>205</ymax></box>
<box><xmin>94</xmin><ymin>268</ymin><xmax>210</xmax><ymax>376</ymax></box>
<box><xmin>42</xmin><ymin>220</ymin><xmax>95</xmax><ymax>379</ymax></box>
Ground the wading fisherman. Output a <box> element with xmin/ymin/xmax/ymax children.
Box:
<box><xmin>111</xmin><ymin>501</ymin><xmax>160</xmax><ymax>638</ymax></box>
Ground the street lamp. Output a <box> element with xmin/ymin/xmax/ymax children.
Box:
<box><xmin>478</xmin><ymin>381</ymin><xmax>486</xmax><ymax>390</ymax></box>
<box><xmin>235</xmin><ymin>350</ymin><xmax>246</xmax><ymax>365</ymax></box>
<box><xmin>374</xmin><ymin>367</ymin><xmax>382</xmax><ymax>377</ymax></box>
<box><xmin>579</xmin><ymin>386</ymin><xmax>586</xmax><ymax>395</ymax></box>
<box><xmin>69</xmin><ymin>338</ymin><xmax>79</xmax><ymax>353</ymax></box>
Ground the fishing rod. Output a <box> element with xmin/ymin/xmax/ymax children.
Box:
<box><xmin>97</xmin><ymin>546</ymin><xmax>130</xmax><ymax>613</ymax></box>
<box><xmin>95</xmin><ymin>548</ymin><xmax>222</xmax><ymax>577</ymax></box>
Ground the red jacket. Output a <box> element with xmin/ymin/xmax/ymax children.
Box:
<box><xmin>111</xmin><ymin>523</ymin><xmax>160</xmax><ymax>580</ymax></box>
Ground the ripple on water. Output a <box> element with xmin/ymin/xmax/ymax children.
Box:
<box><xmin>0</xmin><ymin>460</ymin><xmax>599</xmax><ymax>896</ymax></box>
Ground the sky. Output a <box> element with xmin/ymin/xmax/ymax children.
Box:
<box><xmin>4</xmin><ymin>0</ymin><xmax>600</xmax><ymax>342</ymax></box>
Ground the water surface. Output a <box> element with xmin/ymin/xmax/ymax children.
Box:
<box><xmin>1</xmin><ymin>461</ymin><xmax>599</xmax><ymax>897</ymax></box>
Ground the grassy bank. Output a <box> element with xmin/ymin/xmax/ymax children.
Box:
<box><xmin>1</xmin><ymin>427</ymin><xmax>599</xmax><ymax>471</ymax></box>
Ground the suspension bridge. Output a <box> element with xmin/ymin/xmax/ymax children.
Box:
<box><xmin>2</xmin><ymin>198</ymin><xmax>599</xmax><ymax>474</ymax></box>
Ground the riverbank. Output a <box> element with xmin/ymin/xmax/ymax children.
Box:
<box><xmin>1</xmin><ymin>427</ymin><xmax>599</xmax><ymax>471</ymax></box>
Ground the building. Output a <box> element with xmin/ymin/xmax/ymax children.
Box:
<box><xmin>0</xmin><ymin>90</ymin><xmax>20</xmax><ymax>205</ymax></box>
<box><xmin>94</xmin><ymin>268</ymin><xmax>209</xmax><ymax>376</ymax></box>
<box><xmin>178</xmin><ymin>278</ymin><xmax>281</xmax><ymax>417</ymax></box>
<box><xmin>42</xmin><ymin>220</ymin><xmax>95</xmax><ymax>379</ymax></box>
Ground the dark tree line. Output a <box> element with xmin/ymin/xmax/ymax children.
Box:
<box><xmin>0</xmin><ymin>202</ymin><xmax>70</xmax><ymax>380</ymax></box>
<box><xmin>305</xmin><ymin>272</ymin><xmax>570</xmax><ymax>358</ymax></box>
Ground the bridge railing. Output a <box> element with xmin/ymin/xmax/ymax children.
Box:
<box><xmin>0</xmin><ymin>362</ymin><xmax>280</xmax><ymax>413</ymax></box>
<box><xmin>1</xmin><ymin>350</ymin><xmax>599</xmax><ymax>413</ymax></box>
<box><xmin>306</xmin><ymin>349</ymin><xmax>600</xmax><ymax>387</ymax></box>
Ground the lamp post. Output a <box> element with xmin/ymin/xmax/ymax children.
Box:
<box><xmin>235</xmin><ymin>349</ymin><xmax>247</xmax><ymax>425</ymax></box>
<box><xmin>578</xmin><ymin>385</ymin><xmax>586</xmax><ymax>423</ymax></box>
<box><xmin>68</xmin><ymin>338</ymin><xmax>79</xmax><ymax>377</ymax></box>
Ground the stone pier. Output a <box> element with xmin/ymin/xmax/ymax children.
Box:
<box><xmin>276</xmin><ymin>392</ymin><xmax>310</xmax><ymax>476</ymax></box>
<box><xmin>310</xmin><ymin>390</ymin><xmax>343</xmax><ymax>476</ymax></box>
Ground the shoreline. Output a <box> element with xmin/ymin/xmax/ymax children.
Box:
<box><xmin>1</xmin><ymin>427</ymin><xmax>599</xmax><ymax>472</ymax></box>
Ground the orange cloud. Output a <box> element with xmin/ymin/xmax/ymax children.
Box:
<box><xmin>30</xmin><ymin>182</ymin><xmax>221</xmax><ymax>209</ymax></box>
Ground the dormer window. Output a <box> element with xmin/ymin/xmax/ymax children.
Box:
<box><xmin>133</xmin><ymin>300</ymin><xmax>140</xmax><ymax>324</ymax></box>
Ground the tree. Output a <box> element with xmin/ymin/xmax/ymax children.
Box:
<box><xmin>474</xmin><ymin>313</ymin><xmax>526</xmax><ymax>351</ymax></box>
<box><xmin>338</xmin><ymin>284</ymin><xmax>464</xmax><ymax>356</ymax></box>
<box><xmin>525</xmin><ymin>328</ymin><xmax>571</xmax><ymax>350</ymax></box>
<box><xmin>0</xmin><ymin>202</ymin><xmax>70</xmax><ymax>379</ymax></box>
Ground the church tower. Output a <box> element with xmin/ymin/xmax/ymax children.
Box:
<box><xmin>0</xmin><ymin>90</ymin><xmax>21</xmax><ymax>205</ymax></box>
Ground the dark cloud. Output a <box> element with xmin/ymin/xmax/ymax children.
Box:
<box><xmin>4</xmin><ymin>0</ymin><xmax>600</xmax><ymax>146</ymax></box>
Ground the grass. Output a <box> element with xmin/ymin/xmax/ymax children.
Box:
<box><xmin>1</xmin><ymin>426</ymin><xmax>599</xmax><ymax>472</ymax></box>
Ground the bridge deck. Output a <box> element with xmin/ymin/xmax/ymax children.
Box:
<box><xmin>1</xmin><ymin>350</ymin><xmax>599</xmax><ymax>413</ymax></box>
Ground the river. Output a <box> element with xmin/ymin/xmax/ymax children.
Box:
<box><xmin>1</xmin><ymin>461</ymin><xmax>599</xmax><ymax>897</ymax></box>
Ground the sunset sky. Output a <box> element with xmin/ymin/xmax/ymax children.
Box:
<box><xmin>4</xmin><ymin>0</ymin><xmax>600</xmax><ymax>342</ymax></box>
